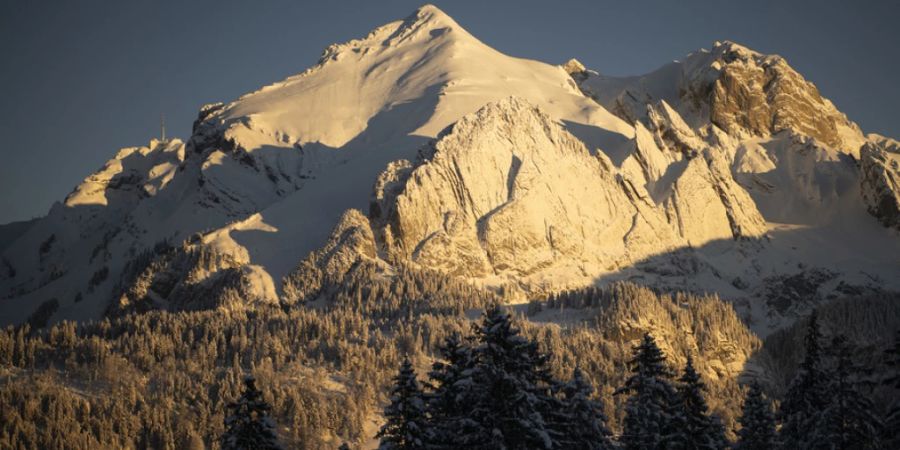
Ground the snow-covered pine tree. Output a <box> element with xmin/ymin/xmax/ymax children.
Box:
<box><xmin>670</xmin><ymin>356</ymin><xmax>727</xmax><ymax>449</ymax></box>
<box><xmin>883</xmin><ymin>331</ymin><xmax>900</xmax><ymax>447</ymax></box>
<box><xmin>460</xmin><ymin>306</ymin><xmax>556</xmax><ymax>449</ymax></box>
<box><xmin>779</xmin><ymin>310</ymin><xmax>826</xmax><ymax>449</ymax></box>
<box><xmin>424</xmin><ymin>334</ymin><xmax>477</xmax><ymax>449</ymax></box>
<box><xmin>616</xmin><ymin>333</ymin><xmax>679</xmax><ymax>450</ymax></box>
<box><xmin>552</xmin><ymin>367</ymin><xmax>614</xmax><ymax>450</ymax></box>
<box><xmin>735</xmin><ymin>382</ymin><xmax>777</xmax><ymax>450</ymax></box>
<box><xmin>810</xmin><ymin>335</ymin><xmax>882</xmax><ymax>449</ymax></box>
<box><xmin>536</xmin><ymin>376</ymin><xmax>569</xmax><ymax>447</ymax></box>
<box><xmin>221</xmin><ymin>375</ymin><xmax>283</xmax><ymax>450</ymax></box>
<box><xmin>377</xmin><ymin>357</ymin><xmax>429</xmax><ymax>450</ymax></box>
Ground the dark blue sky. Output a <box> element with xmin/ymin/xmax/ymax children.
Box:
<box><xmin>1</xmin><ymin>0</ymin><xmax>897</xmax><ymax>224</ymax></box>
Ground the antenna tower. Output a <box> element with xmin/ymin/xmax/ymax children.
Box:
<box><xmin>160</xmin><ymin>113</ymin><xmax>167</xmax><ymax>142</ymax></box>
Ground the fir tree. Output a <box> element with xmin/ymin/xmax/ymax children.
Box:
<box><xmin>616</xmin><ymin>333</ymin><xmax>679</xmax><ymax>450</ymax></box>
<box><xmin>458</xmin><ymin>306</ymin><xmax>556</xmax><ymax>449</ymax></box>
<box><xmin>670</xmin><ymin>356</ymin><xmax>727</xmax><ymax>449</ymax></box>
<box><xmin>553</xmin><ymin>367</ymin><xmax>614</xmax><ymax>450</ymax></box>
<box><xmin>779</xmin><ymin>310</ymin><xmax>826</xmax><ymax>449</ymax></box>
<box><xmin>883</xmin><ymin>331</ymin><xmax>900</xmax><ymax>448</ymax></box>
<box><xmin>884</xmin><ymin>331</ymin><xmax>900</xmax><ymax>390</ymax></box>
<box><xmin>377</xmin><ymin>358</ymin><xmax>429</xmax><ymax>450</ymax></box>
<box><xmin>221</xmin><ymin>375</ymin><xmax>283</xmax><ymax>450</ymax></box>
<box><xmin>810</xmin><ymin>335</ymin><xmax>882</xmax><ymax>449</ymax></box>
<box><xmin>735</xmin><ymin>382</ymin><xmax>777</xmax><ymax>450</ymax></box>
<box><xmin>424</xmin><ymin>334</ymin><xmax>476</xmax><ymax>449</ymax></box>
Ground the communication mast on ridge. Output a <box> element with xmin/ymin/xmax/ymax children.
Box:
<box><xmin>160</xmin><ymin>113</ymin><xmax>168</xmax><ymax>143</ymax></box>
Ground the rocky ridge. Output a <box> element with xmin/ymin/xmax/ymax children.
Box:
<box><xmin>573</xmin><ymin>41</ymin><xmax>866</xmax><ymax>155</ymax></box>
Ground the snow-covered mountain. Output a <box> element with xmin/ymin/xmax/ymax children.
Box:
<box><xmin>1</xmin><ymin>5</ymin><xmax>898</xmax><ymax>333</ymax></box>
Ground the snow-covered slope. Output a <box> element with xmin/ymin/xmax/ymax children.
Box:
<box><xmin>1</xmin><ymin>5</ymin><xmax>898</xmax><ymax>334</ymax></box>
<box><xmin>0</xmin><ymin>219</ymin><xmax>36</xmax><ymax>255</ymax></box>
<box><xmin>566</xmin><ymin>40</ymin><xmax>900</xmax><ymax>330</ymax></box>
<box><xmin>0</xmin><ymin>4</ymin><xmax>630</xmax><ymax>325</ymax></box>
<box><xmin>213</xmin><ymin>5</ymin><xmax>632</xmax><ymax>152</ymax></box>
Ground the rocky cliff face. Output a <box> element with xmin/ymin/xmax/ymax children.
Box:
<box><xmin>282</xmin><ymin>209</ymin><xmax>379</xmax><ymax>305</ymax></box>
<box><xmin>706</xmin><ymin>43</ymin><xmax>857</xmax><ymax>151</ymax></box>
<box><xmin>860</xmin><ymin>136</ymin><xmax>900</xmax><ymax>230</ymax></box>
<box><xmin>575</xmin><ymin>41</ymin><xmax>866</xmax><ymax>156</ymax></box>
<box><xmin>371</xmin><ymin>97</ymin><xmax>679</xmax><ymax>286</ymax></box>
<box><xmin>632</xmin><ymin>101</ymin><xmax>768</xmax><ymax>244</ymax></box>
<box><xmin>573</xmin><ymin>40</ymin><xmax>900</xmax><ymax>240</ymax></box>
<box><xmin>364</xmin><ymin>97</ymin><xmax>771</xmax><ymax>295</ymax></box>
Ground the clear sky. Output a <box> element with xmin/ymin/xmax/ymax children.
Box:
<box><xmin>1</xmin><ymin>0</ymin><xmax>897</xmax><ymax>224</ymax></box>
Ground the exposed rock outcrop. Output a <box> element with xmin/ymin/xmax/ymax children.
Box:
<box><xmin>64</xmin><ymin>139</ymin><xmax>186</xmax><ymax>209</ymax></box>
<box><xmin>107</xmin><ymin>240</ymin><xmax>274</xmax><ymax>317</ymax></box>
<box><xmin>367</xmin><ymin>97</ymin><xmax>767</xmax><ymax>291</ymax></box>
<box><xmin>282</xmin><ymin>209</ymin><xmax>379</xmax><ymax>305</ymax></box>
<box><xmin>621</xmin><ymin>101</ymin><xmax>768</xmax><ymax>244</ymax></box>
<box><xmin>372</xmin><ymin>97</ymin><xmax>679</xmax><ymax>285</ymax></box>
<box><xmin>576</xmin><ymin>41</ymin><xmax>866</xmax><ymax>155</ymax></box>
<box><xmin>661</xmin><ymin>149</ymin><xmax>767</xmax><ymax>245</ymax></box>
<box><xmin>860</xmin><ymin>138</ymin><xmax>900</xmax><ymax>230</ymax></box>
<box><xmin>707</xmin><ymin>42</ymin><xmax>855</xmax><ymax>151</ymax></box>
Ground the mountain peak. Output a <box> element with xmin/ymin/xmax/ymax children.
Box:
<box><xmin>710</xmin><ymin>40</ymin><xmax>761</xmax><ymax>60</ymax></box>
<box><xmin>382</xmin><ymin>3</ymin><xmax>465</xmax><ymax>46</ymax></box>
<box><xmin>576</xmin><ymin>38</ymin><xmax>865</xmax><ymax>153</ymax></box>
<box><xmin>409</xmin><ymin>3</ymin><xmax>452</xmax><ymax>23</ymax></box>
<box><xmin>204</xmin><ymin>3</ymin><xmax>629</xmax><ymax>152</ymax></box>
<box><xmin>311</xmin><ymin>3</ymin><xmax>466</xmax><ymax>68</ymax></box>
<box><xmin>562</xmin><ymin>58</ymin><xmax>587</xmax><ymax>75</ymax></box>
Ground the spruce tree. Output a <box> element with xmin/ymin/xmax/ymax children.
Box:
<box><xmin>424</xmin><ymin>334</ymin><xmax>476</xmax><ymax>449</ymax></box>
<box><xmin>459</xmin><ymin>306</ymin><xmax>556</xmax><ymax>449</ymax></box>
<box><xmin>883</xmin><ymin>331</ymin><xmax>900</xmax><ymax>448</ymax></box>
<box><xmin>736</xmin><ymin>382</ymin><xmax>777</xmax><ymax>450</ymax></box>
<box><xmin>377</xmin><ymin>358</ymin><xmax>428</xmax><ymax>450</ymax></box>
<box><xmin>221</xmin><ymin>375</ymin><xmax>283</xmax><ymax>450</ymax></box>
<box><xmin>553</xmin><ymin>367</ymin><xmax>614</xmax><ymax>450</ymax></box>
<box><xmin>779</xmin><ymin>310</ymin><xmax>826</xmax><ymax>449</ymax></box>
<box><xmin>670</xmin><ymin>356</ymin><xmax>726</xmax><ymax>450</ymax></box>
<box><xmin>810</xmin><ymin>335</ymin><xmax>882</xmax><ymax>449</ymax></box>
<box><xmin>616</xmin><ymin>333</ymin><xmax>679</xmax><ymax>450</ymax></box>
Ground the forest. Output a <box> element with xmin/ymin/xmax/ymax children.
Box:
<box><xmin>1</xmin><ymin>261</ymin><xmax>898</xmax><ymax>449</ymax></box>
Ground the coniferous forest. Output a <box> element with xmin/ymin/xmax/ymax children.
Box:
<box><xmin>1</xmin><ymin>264</ymin><xmax>898</xmax><ymax>449</ymax></box>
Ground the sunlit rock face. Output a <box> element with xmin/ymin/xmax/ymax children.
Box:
<box><xmin>708</xmin><ymin>43</ymin><xmax>851</xmax><ymax>149</ymax></box>
<box><xmin>370</xmin><ymin>97</ymin><xmax>770</xmax><ymax>288</ymax></box>
<box><xmin>371</xmin><ymin>97</ymin><xmax>679</xmax><ymax>281</ymax></box>
<box><xmin>577</xmin><ymin>41</ymin><xmax>866</xmax><ymax>156</ymax></box>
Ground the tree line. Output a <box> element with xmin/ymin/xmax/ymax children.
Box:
<box><xmin>1</xmin><ymin>264</ymin><xmax>898</xmax><ymax>449</ymax></box>
<box><xmin>229</xmin><ymin>308</ymin><xmax>900</xmax><ymax>449</ymax></box>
